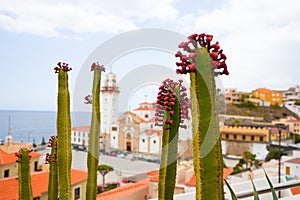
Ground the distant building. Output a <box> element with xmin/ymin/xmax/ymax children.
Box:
<box><xmin>252</xmin><ymin>88</ymin><xmax>282</xmax><ymax>106</ymax></box>
<box><xmin>0</xmin><ymin>135</ymin><xmax>33</xmax><ymax>154</ymax></box>
<box><xmin>0</xmin><ymin>169</ymin><xmax>87</xmax><ymax>200</ymax></box>
<box><xmin>221</xmin><ymin>125</ymin><xmax>290</xmax><ymax>160</ymax></box>
<box><xmin>272</xmin><ymin>116</ymin><xmax>300</xmax><ymax>135</ymax></box>
<box><xmin>225</xmin><ymin>88</ymin><xmax>248</xmax><ymax>104</ymax></box>
<box><xmin>282</xmin><ymin>85</ymin><xmax>300</xmax><ymax>103</ymax></box>
<box><xmin>71</xmin><ymin>126</ymin><xmax>92</xmax><ymax>149</ymax></box>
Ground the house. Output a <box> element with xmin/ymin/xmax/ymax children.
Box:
<box><xmin>225</xmin><ymin>88</ymin><xmax>248</xmax><ymax>104</ymax></box>
<box><xmin>0</xmin><ymin>148</ymin><xmax>42</xmax><ymax>179</ymax></box>
<box><xmin>0</xmin><ymin>169</ymin><xmax>87</xmax><ymax>200</ymax></box>
<box><xmin>252</xmin><ymin>88</ymin><xmax>282</xmax><ymax>106</ymax></box>
<box><xmin>272</xmin><ymin>116</ymin><xmax>300</xmax><ymax>135</ymax></box>
<box><xmin>284</xmin><ymin>158</ymin><xmax>300</xmax><ymax>179</ymax></box>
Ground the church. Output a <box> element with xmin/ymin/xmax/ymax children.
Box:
<box><xmin>72</xmin><ymin>72</ymin><xmax>166</xmax><ymax>155</ymax></box>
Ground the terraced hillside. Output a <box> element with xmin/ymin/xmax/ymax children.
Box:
<box><xmin>225</xmin><ymin>103</ymin><xmax>299</xmax><ymax>122</ymax></box>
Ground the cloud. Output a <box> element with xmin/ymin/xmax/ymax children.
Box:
<box><xmin>176</xmin><ymin>0</ymin><xmax>300</xmax><ymax>90</ymax></box>
<box><xmin>0</xmin><ymin>0</ymin><xmax>178</xmax><ymax>37</ymax></box>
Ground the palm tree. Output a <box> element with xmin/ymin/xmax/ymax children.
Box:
<box><xmin>97</xmin><ymin>164</ymin><xmax>113</xmax><ymax>192</ymax></box>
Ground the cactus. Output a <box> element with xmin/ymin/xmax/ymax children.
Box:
<box><xmin>175</xmin><ymin>33</ymin><xmax>229</xmax><ymax>199</ymax></box>
<box><xmin>45</xmin><ymin>135</ymin><xmax>58</xmax><ymax>200</ymax></box>
<box><xmin>16</xmin><ymin>148</ymin><xmax>33</xmax><ymax>200</ymax></box>
<box><xmin>85</xmin><ymin>62</ymin><xmax>105</xmax><ymax>199</ymax></box>
<box><xmin>54</xmin><ymin>62</ymin><xmax>72</xmax><ymax>200</ymax></box>
<box><xmin>155</xmin><ymin>79</ymin><xmax>188</xmax><ymax>200</ymax></box>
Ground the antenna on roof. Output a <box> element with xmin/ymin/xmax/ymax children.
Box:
<box><xmin>8</xmin><ymin>116</ymin><xmax>11</xmax><ymax>136</ymax></box>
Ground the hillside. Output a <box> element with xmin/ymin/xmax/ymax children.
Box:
<box><xmin>225</xmin><ymin>104</ymin><xmax>299</xmax><ymax>122</ymax></box>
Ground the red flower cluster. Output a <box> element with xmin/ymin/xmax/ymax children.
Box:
<box><xmin>175</xmin><ymin>33</ymin><xmax>229</xmax><ymax>76</ymax></box>
<box><xmin>91</xmin><ymin>62</ymin><xmax>105</xmax><ymax>72</ymax></box>
<box><xmin>54</xmin><ymin>62</ymin><xmax>72</xmax><ymax>73</ymax></box>
<box><xmin>15</xmin><ymin>149</ymin><xmax>33</xmax><ymax>163</ymax></box>
<box><xmin>155</xmin><ymin>79</ymin><xmax>189</xmax><ymax>129</ymax></box>
<box><xmin>45</xmin><ymin>135</ymin><xmax>58</xmax><ymax>164</ymax></box>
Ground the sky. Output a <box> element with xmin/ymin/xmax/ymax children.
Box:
<box><xmin>0</xmin><ymin>0</ymin><xmax>299</xmax><ymax>111</ymax></box>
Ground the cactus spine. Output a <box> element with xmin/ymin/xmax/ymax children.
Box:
<box><xmin>176</xmin><ymin>33</ymin><xmax>229</xmax><ymax>199</ymax></box>
<box><xmin>45</xmin><ymin>136</ymin><xmax>58</xmax><ymax>200</ymax></box>
<box><xmin>54</xmin><ymin>62</ymin><xmax>72</xmax><ymax>200</ymax></box>
<box><xmin>86</xmin><ymin>63</ymin><xmax>105</xmax><ymax>199</ymax></box>
<box><xmin>16</xmin><ymin>148</ymin><xmax>33</xmax><ymax>200</ymax></box>
<box><xmin>156</xmin><ymin>79</ymin><xmax>188</xmax><ymax>200</ymax></box>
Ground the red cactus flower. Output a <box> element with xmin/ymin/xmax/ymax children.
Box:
<box><xmin>175</xmin><ymin>33</ymin><xmax>229</xmax><ymax>76</ymax></box>
<box><xmin>155</xmin><ymin>79</ymin><xmax>189</xmax><ymax>129</ymax></box>
<box><xmin>91</xmin><ymin>62</ymin><xmax>105</xmax><ymax>72</ymax></box>
<box><xmin>54</xmin><ymin>62</ymin><xmax>72</xmax><ymax>73</ymax></box>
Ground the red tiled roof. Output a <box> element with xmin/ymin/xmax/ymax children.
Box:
<box><xmin>254</xmin><ymin>88</ymin><xmax>280</xmax><ymax>94</ymax></box>
<box><xmin>0</xmin><ymin>149</ymin><xmax>42</xmax><ymax>166</ymax></box>
<box><xmin>285</xmin><ymin>158</ymin><xmax>300</xmax><ymax>164</ymax></box>
<box><xmin>96</xmin><ymin>179</ymin><xmax>149</xmax><ymax>200</ymax></box>
<box><xmin>185</xmin><ymin>168</ymin><xmax>233</xmax><ymax>186</ymax></box>
<box><xmin>71</xmin><ymin>126</ymin><xmax>90</xmax><ymax>132</ymax></box>
<box><xmin>291</xmin><ymin>186</ymin><xmax>300</xmax><ymax>195</ymax></box>
<box><xmin>0</xmin><ymin>169</ymin><xmax>87</xmax><ymax>199</ymax></box>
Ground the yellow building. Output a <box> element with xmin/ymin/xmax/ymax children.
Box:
<box><xmin>252</xmin><ymin>88</ymin><xmax>282</xmax><ymax>106</ymax></box>
<box><xmin>0</xmin><ymin>148</ymin><xmax>42</xmax><ymax>179</ymax></box>
<box><xmin>221</xmin><ymin>125</ymin><xmax>289</xmax><ymax>160</ymax></box>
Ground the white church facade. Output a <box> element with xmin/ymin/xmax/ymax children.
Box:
<box><xmin>71</xmin><ymin>72</ymin><xmax>164</xmax><ymax>155</ymax></box>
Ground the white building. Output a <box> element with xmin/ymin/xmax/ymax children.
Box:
<box><xmin>101</xmin><ymin>72</ymin><xmax>120</xmax><ymax>134</ymax></box>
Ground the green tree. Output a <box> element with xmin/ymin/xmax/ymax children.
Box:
<box><xmin>265</xmin><ymin>149</ymin><xmax>287</xmax><ymax>162</ymax></box>
<box><xmin>97</xmin><ymin>164</ymin><xmax>113</xmax><ymax>192</ymax></box>
<box><xmin>232</xmin><ymin>151</ymin><xmax>259</xmax><ymax>174</ymax></box>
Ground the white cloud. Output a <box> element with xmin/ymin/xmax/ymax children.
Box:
<box><xmin>176</xmin><ymin>0</ymin><xmax>300</xmax><ymax>90</ymax></box>
<box><xmin>0</xmin><ymin>0</ymin><xmax>178</xmax><ymax>37</ymax></box>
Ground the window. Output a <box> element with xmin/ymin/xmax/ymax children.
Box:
<box><xmin>260</xmin><ymin>136</ymin><xmax>264</xmax><ymax>142</ymax></box>
<box><xmin>286</xmin><ymin>166</ymin><xmax>290</xmax><ymax>175</ymax></box>
<box><xmin>83</xmin><ymin>133</ymin><xmax>85</xmax><ymax>137</ymax></box>
<box><xmin>78</xmin><ymin>132</ymin><xmax>81</xmax><ymax>137</ymax></box>
<box><xmin>112</xmin><ymin>126</ymin><xmax>118</xmax><ymax>131</ymax></box>
<box><xmin>242</xmin><ymin>135</ymin><xmax>246</xmax><ymax>140</ymax></box>
<box><xmin>34</xmin><ymin>161</ymin><xmax>39</xmax><ymax>171</ymax></box>
<box><xmin>251</xmin><ymin>136</ymin><xmax>255</xmax><ymax>141</ymax></box>
<box><xmin>113</xmin><ymin>136</ymin><xmax>116</xmax><ymax>140</ymax></box>
<box><xmin>233</xmin><ymin>135</ymin><xmax>237</xmax><ymax>139</ymax></box>
<box><xmin>153</xmin><ymin>140</ymin><xmax>156</xmax><ymax>144</ymax></box>
<box><xmin>226</xmin><ymin>134</ymin><xmax>229</xmax><ymax>139</ymax></box>
<box><xmin>4</xmin><ymin>169</ymin><xmax>9</xmax><ymax>177</ymax></box>
<box><xmin>74</xmin><ymin>132</ymin><xmax>76</xmax><ymax>136</ymax></box>
<box><xmin>78</xmin><ymin>138</ymin><xmax>81</xmax><ymax>142</ymax></box>
<box><xmin>145</xmin><ymin>114</ymin><xmax>149</xmax><ymax>118</ymax></box>
<box><xmin>142</xmin><ymin>139</ymin><xmax>145</xmax><ymax>143</ymax></box>
<box><xmin>74</xmin><ymin>187</ymin><xmax>80</xmax><ymax>200</ymax></box>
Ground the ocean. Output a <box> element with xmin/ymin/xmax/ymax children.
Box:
<box><xmin>0</xmin><ymin>110</ymin><xmax>92</xmax><ymax>144</ymax></box>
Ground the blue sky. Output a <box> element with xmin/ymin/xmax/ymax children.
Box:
<box><xmin>0</xmin><ymin>0</ymin><xmax>299</xmax><ymax>111</ymax></box>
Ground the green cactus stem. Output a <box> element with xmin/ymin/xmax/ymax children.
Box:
<box><xmin>175</xmin><ymin>33</ymin><xmax>229</xmax><ymax>199</ymax></box>
<box><xmin>86</xmin><ymin>62</ymin><xmax>105</xmax><ymax>199</ymax></box>
<box><xmin>16</xmin><ymin>148</ymin><xmax>33</xmax><ymax>200</ymax></box>
<box><xmin>54</xmin><ymin>62</ymin><xmax>72</xmax><ymax>200</ymax></box>
<box><xmin>45</xmin><ymin>135</ymin><xmax>58</xmax><ymax>200</ymax></box>
<box><xmin>156</xmin><ymin>79</ymin><xmax>188</xmax><ymax>200</ymax></box>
